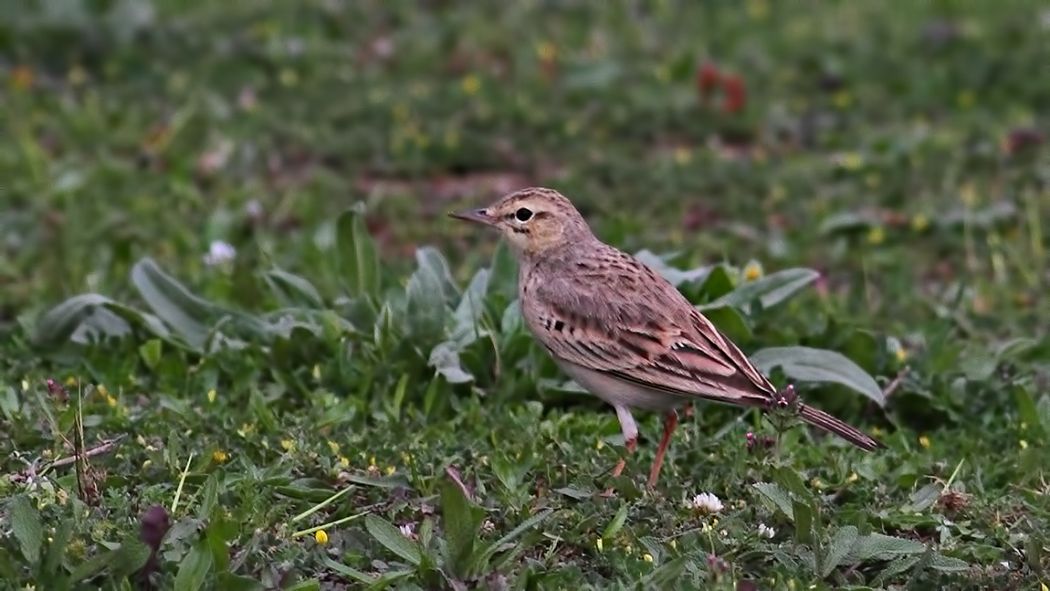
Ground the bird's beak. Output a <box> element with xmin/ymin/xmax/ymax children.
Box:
<box><xmin>448</xmin><ymin>208</ymin><xmax>495</xmax><ymax>226</ymax></box>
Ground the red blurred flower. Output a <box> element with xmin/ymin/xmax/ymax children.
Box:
<box><xmin>697</xmin><ymin>62</ymin><xmax>720</xmax><ymax>99</ymax></box>
<box><xmin>721</xmin><ymin>74</ymin><xmax>746</xmax><ymax>114</ymax></box>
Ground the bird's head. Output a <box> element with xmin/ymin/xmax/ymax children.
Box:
<box><xmin>450</xmin><ymin>187</ymin><xmax>593</xmax><ymax>256</ymax></box>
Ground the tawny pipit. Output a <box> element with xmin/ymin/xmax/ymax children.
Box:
<box><xmin>451</xmin><ymin>187</ymin><xmax>881</xmax><ymax>488</ymax></box>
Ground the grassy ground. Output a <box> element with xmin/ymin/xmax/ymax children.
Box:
<box><xmin>2</xmin><ymin>1</ymin><xmax>1049</xmax><ymax>589</ymax></box>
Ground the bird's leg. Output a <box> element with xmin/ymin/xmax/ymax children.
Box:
<box><xmin>647</xmin><ymin>411</ymin><xmax>679</xmax><ymax>489</ymax></box>
<box><xmin>602</xmin><ymin>406</ymin><xmax>639</xmax><ymax>496</ymax></box>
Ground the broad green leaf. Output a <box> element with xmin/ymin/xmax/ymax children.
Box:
<box><xmin>634</xmin><ymin>250</ymin><xmax>710</xmax><ymax>286</ymax></box>
<box><xmin>34</xmin><ymin>293</ymin><xmax>128</xmax><ymax>347</ymax></box>
<box><xmin>751</xmin><ymin>346</ymin><xmax>884</xmax><ymax>406</ymax></box>
<box><xmin>440</xmin><ymin>475</ymin><xmax>486</xmax><ymax>578</ymax></box>
<box><xmin>701</xmin><ymin>305</ymin><xmax>752</xmax><ymax>343</ymax></box>
<box><xmin>703</xmin><ymin>268</ymin><xmax>819</xmax><ymax>312</ymax></box>
<box><xmin>264</xmin><ymin>269</ymin><xmax>324</xmax><ymax>308</ymax></box>
<box><xmin>111</xmin><ymin>538</ymin><xmax>151</xmax><ymax>580</ymax></box>
<box><xmin>364</xmin><ymin>515</ymin><xmax>421</xmax><ymax>566</ymax></box>
<box><xmin>42</xmin><ymin>519</ymin><xmax>73</xmax><ymax>576</ymax></box>
<box><xmin>753</xmin><ymin>482</ymin><xmax>794</xmax><ymax>519</ymax></box>
<box><xmin>929</xmin><ymin>553</ymin><xmax>969</xmax><ymax>572</ymax></box>
<box><xmin>216</xmin><ymin>573</ymin><xmax>265</xmax><ymax>591</ymax></box>
<box><xmin>405</xmin><ymin>253</ymin><xmax>449</xmax><ymax>340</ymax></box>
<box><xmin>428</xmin><ymin>342</ymin><xmax>474</xmax><ymax>384</ymax></box>
<box><xmin>335</xmin><ymin>208</ymin><xmax>380</xmax><ymax>298</ymax></box>
<box><xmin>845</xmin><ymin>533</ymin><xmax>924</xmax><ymax>562</ymax></box>
<box><xmin>173</xmin><ymin>539</ymin><xmax>214</xmax><ymax>591</ymax></box>
<box><xmin>602</xmin><ymin>505</ymin><xmax>629</xmax><ymax>541</ymax></box>
<box><xmin>131</xmin><ymin>258</ymin><xmax>216</xmax><ymax>350</ymax></box>
<box><xmin>902</xmin><ymin>483</ymin><xmax>942</xmax><ymax>513</ymax></box>
<box><xmin>415</xmin><ymin>246</ymin><xmax>459</xmax><ymax>304</ymax></box>
<box><xmin>792</xmin><ymin>500</ymin><xmax>814</xmax><ymax>544</ymax></box>
<box><xmin>450</xmin><ymin>268</ymin><xmax>490</xmax><ymax>347</ymax></box>
<box><xmin>9</xmin><ymin>495</ymin><xmax>43</xmax><ymax>564</ymax></box>
<box><xmin>821</xmin><ymin>525</ymin><xmax>859</xmax><ymax>576</ymax></box>
<box><xmin>139</xmin><ymin>338</ymin><xmax>163</xmax><ymax>369</ymax></box>
<box><xmin>488</xmin><ymin>241</ymin><xmax>518</xmax><ymax>301</ymax></box>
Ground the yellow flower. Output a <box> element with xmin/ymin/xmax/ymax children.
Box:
<box><xmin>327</xmin><ymin>441</ymin><xmax>341</xmax><ymax>454</ymax></box>
<box><xmin>743</xmin><ymin>261</ymin><xmax>763</xmax><ymax>282</ymax></box>
<box><xmin>237</xmin><ymin>423</ymin><xmax>254</xmax><ymax>438</ymax></box>
<box><xmin>595</xmin><ymin>537</ymin><xmax>604</xmax><ymax>552</ymax></box>
<box><xmin>461</xmin><ymin>74</ymin><xmax>481</xmax><ymax>95</ymax></box>
<box><xmin>21</xmin><ymin>379</ymin><xmax>29</xmax><ymax>392</ymax></box>
<box><xmin>895</xmin><ymin>347</ymin><xmax>908</xmax><ymax>364</ymax></box>
<box><xmin>207</xmin><ymin>389</ymin><xmax>217</xmax><ymax>404</ymax></box>
<box><xmin>1040</xmin><ymin>581</ymin><xmax>1048</xmax><ymax>591</ymax></box>
<box><xmin>832</xmin><ymin>90</ymin><xmax>853</xmax><ymax>109</ymax></box>
<box><xmin>810</xmin><ymin>478</ymin><xmax>825</xmax><ymax>490</ymax></box>
<box><xmin>596</xmin><ymin>439</ymin><xmax>605</xmax><ymax>450</ymax></box>
<box><xmin>847</xmin><ymin>472</ymin><xmax>859</xmax><ymax>483</ymax></box>
<box><xmin>65</xmin><ymin>376</ymin><xmax>77</xmax><ymax>386</ymax></box>
<box><xmin>673</xmin><ymin>147</ymin><xmax>692</xmax><ymax>165</ymax></box>
<box><xmin>956</xmin><ymin>90</ymin><xmax>975</xmax><ymax>109</ymax></box>
<box><xmin>339</xmin><ymin>456</ymin><xmax>350</xmax><ymax>468</ymax></box>
<box><xmin>643</xmin><ymin>553</ymin><xmax>654</xmax><ymax>563</ymax></box>
<box><xmin>535</xmin><ymin>41</ymin><xmax>557</xmax><ymax>62</ymax></box>
<box><xmin>314</xmin><ymin>529</ymin><xmax>329</xmax><ymax>545</ymax></box>
<box><xmin>867</xmin><ymin>226</ymin><xmax>885</xmax><ymax>245</ymax></box>
<box><xmin>911</xmin><ymin>213</ymin><xmax>930</xmax><ymax>232</ymax></box>
<box><xmin>212</xmin><ymin>450</ymin><xmax>229</xmax><ymax>463</ymax></box>
<box><xmin>281</xmin><ymin>439</ymin><xmax>296</xmax><ymax>452</ymax></box>
<box><xmin>669</xmin><ymin>539</ymin><xmax>677</xmax><ymax>550</ymax></box>
<box><xmin>385</xmin><ymin>465</ymin><xmax>396</xmax><ymax>476</ymax></box>
<box><xmin>312</xmin><ymin>364</ymin><xmax>321</xmax><ymax>380</ymax></box>
<box><xmin>918</xmin><ymin>435</ymin><xmax>931</xmax><ymax>449</ymax></box>
<box><xmin>1019</xmin><ymin>440</ymin><xmax>1029</xmax><ymax>450</ymax></box>
<box><xmin>838</xmin><ymin>152</ymin><xmax>864</xmax><ymax>171</ymax></box>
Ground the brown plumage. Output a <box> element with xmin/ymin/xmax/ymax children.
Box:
<box><xmin>451</xmin><ymin>187</ymin><xmax>881</xmax><ymax>489</ymax></box>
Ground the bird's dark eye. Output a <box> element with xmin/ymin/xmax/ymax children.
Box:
<box><xmin>515</xmin><ymin>207</ymin><xmax>533</xmax><ymax>222</ymax></box>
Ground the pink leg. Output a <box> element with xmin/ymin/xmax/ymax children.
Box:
<box><xmin>647</xmin><ymin>411</ymin><xmax>679</xmax><ymax>489</ymax></box>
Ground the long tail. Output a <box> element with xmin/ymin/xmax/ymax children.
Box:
<box><xmin>798</xmin><ymin>404</ymin><xmax>883</xmax><ymax>451</ymax></box>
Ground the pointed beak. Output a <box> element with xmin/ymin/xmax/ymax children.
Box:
<box><xmin>448</xmin><ymin>208</ymin><xmax>495</xmax><ymax>226</ymax></box>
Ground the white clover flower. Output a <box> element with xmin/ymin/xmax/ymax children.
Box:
<box><xmin>686</xmin><ymin>492</ymin><xmax>724</xmax><ymax>514</ymax></box>
<box><xmin>398</xmin><ymin>523</ymin><xmax>416</xmax><ymax>539</ymax></box>
<box><xmin>758</xmin><ymin>523</ymin><xmax>775</xmax><ymax>539</ymax></box>
<box><xmin>203</xmin><ymin>240</ymin><xmax>236</xmax><ymax>266</ymax></box>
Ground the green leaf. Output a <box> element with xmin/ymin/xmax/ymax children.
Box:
<box><xmin>415</xmin><ymin>247</ymin><xmax>459</xmax><ymax>304</ymax></box>
<box><xmin>216</xmin><ymin>573</ymin><xmax>265</xmax><ymax>591</ymax></box>
<box><xmin>750</xmin><ymin>346</ymin><xmax>884</xmax><ymax>406</ymax></box>
<box><xmin>450</xmin><ymin>269</ymin><xmax>490</xmax><ymax>347</ymax></box>
<box><xmin>139</xmin><ymin>338</ymin><xmax>163</xmax><ymax>369</ymax></box>
<box><xmin>42</xmin><ymin>519</ymin><xmax>73</xmax><ymax>576</ymax></box>
<box><xmin>9</xmin><ymin>495</ymin><xmax>43</xmax><ymax>564</ymax></box>
<box><xmin>364</xmin><ymin>515</ymin><xmax>421</xmax><ymax>566</ymax></box>
<box><xmin>821</xmin><ymin>526</ymin><xmax>859</xmax><ymax>577</ymax></box>
<box><xmin>69</xmin><ymin>548</ymin><xmax>117</xmax><ymax>581</ymax></box>
<box><xmin>701</xmin><ymin>305</ymin><xmax>752</xmax><ymax>343</ymax></box>
<box><xmin>264</xmin><ymin>269</ymin><xmax>324</xmax><ymax>308</ymax></box>
<box><xmin>173</xmin><ymin>539</ymin><xmax>214</xmax><ymax>591</ymax></box>
<box><xmin>439</xmin><ymin>475</ymin><xmax>486</xmax><ymax>578</ymax></box>
<box><xmin>428</xmin><ymin>342</ymin><xmax>474</xmax><ymax>384</ymax></box>
<box><xmin>405</xmin><ymin>252</ymin><xmax>450</xmax><ymax>340</ymax></box>
<box><xmin>34</xmin><ymin>293</ymin><xmax>129</xmax><ymax>347</ymax></box>
<box><xmin>602</xmin><ymin>505</ymin><xmax>629</xmax><ymax>541</ymax></box>
<box><xmin>111</xmin><ymin>538</ymin><xmax>151</xmax><ymax>580</ymax></box>
<box><xmin>634</xmin><ymin>250</ymin><xmax>710</xmax><ymax>286</ymax></box>
<box><xmin>929</xmin><ymin>553</ymin><xmax>969</xmax><ymax>572</ymax></box>
<box><xmin>131</xmin><ymin>258</ymin><xmax>216</xmax><ymax>350</ymax></box>
<box><xmin>753</xmin><ymin>482</ymin><xmax>794</xmax><ymax>520</ymax></box>
<box><xmin>336</xmin><ymin>208</ymin><xmax>380</xmax><ymax>298</ymax></box>
<box><xmin>705</xmin><ymin>268</ymin><xmax>819</xmax><ymax>311</ymax></box>
<box><xmin>845</xmin><ymin>533</ymin><xmax>924</xmax><ymax>562</ymax></box>
<box><xmin>792</xmin><ymin>500</ymin><xmax>814</xmax><ymax>544</ymax></box>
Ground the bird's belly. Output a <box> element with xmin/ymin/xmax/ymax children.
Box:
<box><xmin>555</xmin><ymin>359</ymin><xmax>683</xmax><ymax>412</ymax></box>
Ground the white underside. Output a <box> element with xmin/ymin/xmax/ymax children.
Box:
<box><xmin>555</xmin><ymin>358</ymin><xmax>686</xmax><ymax>442</ymax></box>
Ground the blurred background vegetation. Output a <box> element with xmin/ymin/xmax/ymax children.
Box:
<box><xmin>1</xmin><ymin>1</ymin><xmax>1049</xmax><ymax>589</ymax></box>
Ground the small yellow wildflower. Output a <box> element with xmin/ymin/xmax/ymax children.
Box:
<box><xmin>207</xmin><ymin>389</ymin><xmax>217</xmax><ymax>404</ymax></box>
<box><xmin>65</xmin><ymin>376</ymin><xmax>77</xmax><ymax>386</ymax></box>
<box><xmin>1019</xmin><ymin>440</ymin><xmax>1029</xmax><ymax>450</ymax></box>
<box><xmin>281</xmin><ymin>439</ymin><xmax>296</xmax><ymax>452</ymax></box>
<box><xmin>596</xmin><ymin>439</ymin><xmax>605</xmax><ymax>450</ymax></box>
<box><xmin>911</xmin><ymin>213</ymin><xmax>930</xmax><ymax>232</ymax></box>
<box><xmin>810</xmin><ymin>478</ymin><xmax>825</xmax><ymax>490</ymax></box>
<box><xmin>314</xmin><ymin>529</ymin><xmax>328</xmax><ymax>545</ymax></box>
<box><xmin>867</xmin><ymin>226</ymin><xmax>885</xmax><ymax>245</ymax></box>
<box><xmin>535</xmin><ymin>41</ymin><xmax>557</xmax><ymax>62</ymax></box>
<box><xmin>400</xmin><ymin>451</ymin><xmax>412</xmax><ymax>465</ymax></box>
<box><xmin>624</xmin><ymin>544</ymin><xmax>633</xmax><ymax>555</ymax></box>
<box><xmin>212</xmin><ymin>450</ymin><xmax>229</xmax><ymax>463</ymax></box>
<box><xmin>312</xmin><ymin>364</ymin><xmax>321</xmax><ymax>380</ymax></box>
<box><xmin>918</xmin><ymin>435</ymin><xmax>931</xmax><ymax>449</ymax></box>
<box><xmin>847</xmin><ymin>472</ymin><xmax>859</xmax><ymax>484</ymax></box>
<box><xmin>21</xmin><ymin>379</ymin><xmax>29</xmax><ymax>392</ymax></box>
<box><xmin>895</xmin><ymin>347</ymin><xmax>908</xmax><ymax>364</ymax></box>
<box><xmin>278</xmin><ymin>68</ymin><xmax>298</xmax><ymax>87</ymax></box>
<box><xmin>385</xmin><ymin>465</ymin><xmax>396</xmax><ymax>476</ymax></box>
<box><xmin>643</xmin><ymin>553</ymin><xmax>654</xmax><ymax>563</ymax></box>
<box><xmin>673</xmin><ymin>147</ymin><xmax>692</xmax><ymax>165</ymax></box>
<box><xmin>595</xmin><ymin>538</ymin><xmax>604</xmax><ymax>552</ymax></box>
<box><xmin>327</xmin><ymin>441</ymin><xmax>341</xmax><ymax>454</ymax></box>
<box><xmin>461</xmin><ymin>74</ymin><xmax>481</xmax><ymax>95</ymax></box>
<box><xmin>956</xmin><ymin>90</ymin><xmax>975</xmax><ymax>109</ymax></box>
<box><xmin>839</xmin><ymin>152</ymin><xmax>864</xmax><ymax>171</ymax></box>
<box><xmin>832</xmin><ymin>90</ymin><xmax>853</xmax><ymax>109</ymax></box>
<box><xmin>670</xmin><ymin>539</ymin><xmax>677</xmax><ymax>550</ymax></box>
<box><xmin>237</xmin><ymin>423</ymin><xmax>254</xmax><ymax>438</ymax></box>
<box><xmin>743</xmin><ymin>261</ymin><xmax>763</xmax><ymax>282</ymax></box>
<box><xmin>1040</xmin><ymin>581</ymin><xmax>1048</xmax><ymax>591</ymax></box>
<box><xmin>369</xmin><ymin>455</ymin><xmax>377</xmax><ymax>468</ymax></box>
<box><xmin>339</xmin><ymin>456</ymin><xmax>350</xmax><ymax>468</ymax></box>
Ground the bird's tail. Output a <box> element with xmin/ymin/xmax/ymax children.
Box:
<box><xmin>798</xmin><ymin>404</ymin><xmax>883</xmax><ymax>451</ymax></box>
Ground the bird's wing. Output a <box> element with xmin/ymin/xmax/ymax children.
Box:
<box><xmin>527</xmin><ymin>251</ymin><xmax>778</xmax><ymax>408</ymax></box>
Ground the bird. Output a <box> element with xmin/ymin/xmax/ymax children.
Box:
<box><xmin>450</xmin><ymin>187</ymin><xmax>882</xmax><ymax>489</ymax></box>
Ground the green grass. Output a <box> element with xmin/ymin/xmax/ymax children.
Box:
<box><xmin>2</xmin><ymin>1</ymin><xmax>1049</xmax><ymax>589</ymax></box>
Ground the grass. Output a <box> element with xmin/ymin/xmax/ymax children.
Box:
<box><xmin>1</xmin><ymin>1</ymin><xmax>1049</xmax><ymax>589</ymax></box>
